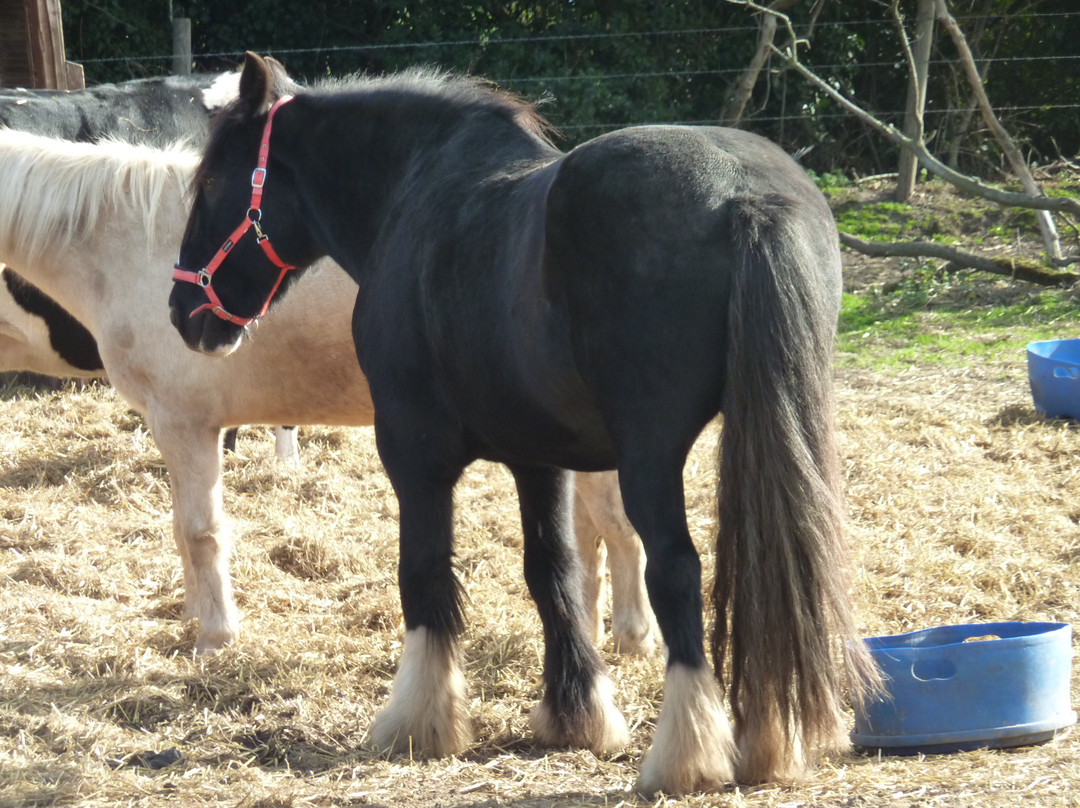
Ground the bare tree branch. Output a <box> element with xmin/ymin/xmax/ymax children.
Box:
<box><xmin>765</xmin><ymin>43</ymin><xmax>1080</xmax><ymax>222</ymax></box>
<box><xmin>727</xmin><ymin>0</ymin><xmax>1080</xmax><ymax>274</ymax></box>
<box><xmin>838</xmin><ymin>233</ymin><xmax>1080</xmax><ymax>286</ymax></box>
<box><xmin>725</xmin><ymin>0</ymin><xmax>1080</xmax><ymax>218</ymax></box>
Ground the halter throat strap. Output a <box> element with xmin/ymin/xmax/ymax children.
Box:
<box><xmin>173</xmin><ymin>95</ymin><xmax>296</xmax><ymax>327</ymax></box>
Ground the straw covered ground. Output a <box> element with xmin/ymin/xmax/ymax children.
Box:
<box><xmin>2</xmin><ymin>260</ymin><xmax>1079</xmax><ymax>807</ymax></box>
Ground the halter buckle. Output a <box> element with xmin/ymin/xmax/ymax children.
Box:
<box><xmin>251</xmin><ymin>167</ymin><xmax>267</xmax><ymax>188</ymax></box>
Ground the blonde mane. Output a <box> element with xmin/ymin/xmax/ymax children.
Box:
<box><xmin>0</xmin><ymin>128</ymin><xmax>199</xmax><ymax>263</ymax></box>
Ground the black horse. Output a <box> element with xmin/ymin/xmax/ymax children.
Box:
<box><xmin>169</xmin><ymin>53</ymin><xmax>878</xmax><ymax>795</ymax></box>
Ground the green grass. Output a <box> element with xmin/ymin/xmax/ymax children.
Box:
<box><xmin>832</xmin><ymin>200</ymin><xmax>980</xmax><ymax>245</ymax></box>
<box><xmin>816</xmin><ymin>175</ymin><xmax>1080</xmax><ymax>369</ymax></box>
<box><xmin>836</xmin><ymin>274</ymin><xmax>1080</xmax><ymax>370</ymax></box>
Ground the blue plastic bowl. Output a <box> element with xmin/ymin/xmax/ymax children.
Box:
<box><xmin>1028</xmin><ymin>339</ymin><xmax>1080</xmax><ymax>420</ymax></box>
<box><xmin>852</xmin><ymin>622</ymin><xmax>1076</xmax><ymax>755</ymax></box>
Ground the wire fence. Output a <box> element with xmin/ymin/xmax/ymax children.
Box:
<box><xmin>69</xmin><ymin>10</ymin><xmax>1080</xmax><ymax>121</ymax></box>
<box><xmin>72</xmin><ymin>10</ymin><xmax>1080</xmax><ymax>65</ymax></box>
<box><xmin>65</xmin><ymin>8</ymin><xmax>1080</xmax><ymax>163</ymax></box>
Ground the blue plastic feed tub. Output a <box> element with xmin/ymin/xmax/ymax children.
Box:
<box><xmin>852</xmin><ymin>622</ymin><xmax>1076</xmax><ymax>755</ymax></box>
<box><xmin>1028</xmin><ymin>339</ymin><xmax>1080</xmax><ymax>420</ymax></box>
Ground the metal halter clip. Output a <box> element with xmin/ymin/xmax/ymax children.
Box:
<box><xmin>197</xmin><ymin>269</ymin><xmax>212</xmax><ymax>287</ymax></box>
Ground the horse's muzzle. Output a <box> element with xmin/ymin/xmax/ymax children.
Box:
<box><xmin>168</xmin><ymin>286</ymin><xmax>245</xmax><ymax>357</ymax></box>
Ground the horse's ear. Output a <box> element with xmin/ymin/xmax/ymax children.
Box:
<box><xmin>264</xmin><ymin>56</ymin><xmax>290</xmax><ymax>85</ymax></box>
<box><xmin>238</xmin><ymin>51</ymin><xmax>275</xmax><ymax>117</ymax></box>
<box><xmin>264</xmin><ymin>56</ymin><xmax>302</xmax><ymax>98</ymax></box>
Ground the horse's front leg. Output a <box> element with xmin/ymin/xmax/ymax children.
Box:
<box><xmin>273</xmin><ymin>425</ymin><xmax>300</xmax><ymax>465</ymax></box>
<box><xmin>367</xmin><ymin>440</ymin><xmax>471</xmax><ymax>758</ymax></box>
<box><xmin>513</xmin><ymin>465</ymin><xmax>629</xmax><ymax>754</ymax></box>
<box><xmin>151</xmin><ymin>418</ymin><xmax>237</xmax><ymax>653</ymax></box>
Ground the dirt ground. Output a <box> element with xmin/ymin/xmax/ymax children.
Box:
<box><xmin>1</xmin><ymin>237</ymin><xmax>1079</xmax><ymax>806</ymax></box>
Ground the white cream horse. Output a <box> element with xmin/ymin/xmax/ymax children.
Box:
<box><xmin>0</xmin><ymin>266</ymin><xmax>299</xmax><ymax>460</ymax></box>
<box><xmin>0</xmin><ymin>128</ymin><xmax>655</xmax><ymax>654</ymax></box>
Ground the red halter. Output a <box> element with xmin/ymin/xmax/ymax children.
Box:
<box><xmin>173</xmin><ymin>95</ymin><xmax>296</xmax><ymax>327</ymax></box>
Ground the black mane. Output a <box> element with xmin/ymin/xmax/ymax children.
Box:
<box><xmin>312</xmin><ymin>69</ymin><xmax>554</xmax><ymax>145</ymax></box>
<box><xmin>192</xmin><ymin>69</ymin><xmax>553</xmax><ymax>199</ymax></box>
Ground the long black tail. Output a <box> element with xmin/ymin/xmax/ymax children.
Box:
<box><xmin>710</xmin><ymin>195</ymin><xmax>879</xmax><ymax>769</ymax></box>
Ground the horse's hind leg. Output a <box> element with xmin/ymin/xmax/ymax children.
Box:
<box><xmin>368</xmin><ymin>449</ymin><xmax>471</xmax><ymax>758</ymax></box>
<box><xmin>575</xmin><ymin>471</ymin><xmax>656</xmax><ymax>655</ymax></box>
<box><xmin>617</xmin><ymin>457</ymin><xmax>736</xmax><ymax>794</ymax></box>
<box><xmin>514</xmin><ymin>465</ymin><xmax>629</xmax><ymax>753</ymax></box>
<box><xmin>152</xmin><ymin>418</ymin><xmax>237</xmax><ymax>653</ymax></box>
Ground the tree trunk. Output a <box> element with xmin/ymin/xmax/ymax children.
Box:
<box><xmin>721</xmin><ymin>0</ymin><xmax>801</xmax><ymax>124</ymax></box>
<box><xmin>934</xmin><ymin>0</ymin><xmax>1062</xmax><ymax>261</ymax></box>
<box><xmin>895</xmin><ymin>0</ymin><xmax>935</xmax><ymax>202</ymax></box>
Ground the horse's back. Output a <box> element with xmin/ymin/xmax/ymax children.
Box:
<box><xmin>545</xmin><ymin>124</ymin><xmax>840</xmax><ymax>317</ymax></box>
<box><xmin>549</xmin><ymin>125</ymin><xmax>836</xmax><ymax>267</ymax></box>
<box><xmin>0</xmin><ymin>75</ymin><xmax>231</xmax><ymax>145</ymax></box>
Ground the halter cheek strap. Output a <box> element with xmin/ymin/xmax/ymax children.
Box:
<box><xmin>173</xmin><ymin>95</ymin><xmax>296</xmax><ymax>327</ymax></box>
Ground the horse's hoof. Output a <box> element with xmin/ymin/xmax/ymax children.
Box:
<box><xmin>635</xmin><ymin>663</ymin><xmax>735</xmax><ymax>796</ymax></box>
<box><xmin>369</xmin><ymin>704</ymin><xmax>472</xmax><ymax>759</ymax></box>
<box><xmin>635</xmin><ymin>758</ymin><xmax>733</xmax><ymax>797</ymax></box>
<box><xmin>194</xmin><ymin>633</ymin><xmax>234</xmax><ymax>655</ymax></box>
<box><xmin>735</xmin><ymin>748</ymin><xmax>807</xmax><ymax>786</ymax></box>
<box><xmin>530</xmin><ymin>674</ymin><xmax>630</xmax><ymax>754</ymax></box>
<box><xmin>734</xmin><ymin>709</ymin><xmax>839</xmax><ymax>784</ymax></box>
<box><xmin>368</xmin><ymin>628</ymin><xmax>472</xmax><ymax>759</ymax></box>
<box><xmin>611</xmin><ymin>622</ymin><xmax>657</xmax><ymax>656</ymax></box>
<box><xmin>193</xmin><ymin>620</ymin><xmax>238</xmax><ymax>655</ymax></box>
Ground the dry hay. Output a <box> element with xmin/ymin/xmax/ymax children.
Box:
<box><xmin>2</xmin><ymin>319</ymin><xmax>1080</xmax><ymax>806</ymax></box>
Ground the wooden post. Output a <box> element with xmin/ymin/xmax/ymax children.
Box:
<box><xmin>6</xmin><ymin>0</ymin><xmax>82</xmax><ymax>89</ymax></box>
<box><xmin>172</xmin><ymin>16</ymin><xmax>192</xmax><ymax>76</ymax></box>
<box><xmin>26</xmin><ymin>0</ymin><xmax>66</xmax><ymax>87</ymax></box>
<box><xmin>65</xmin><ymin>59</ymin><xmax>83</xmax><ymax>88</ymax></box>
<box><xmin>0</xmin><ymin>0</ymin><xmax>33</xmax><ymax>86</ymax></box>
<box><xmin>895</xmin><ymin>0</ymin><xmax>935</xmax><ymax>202</ymax></box>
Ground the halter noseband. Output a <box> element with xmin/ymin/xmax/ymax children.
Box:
<box><xmin>173</xmin><ymin>95</ymin><xmax>296</xmax><ymax>327</ymax></box>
